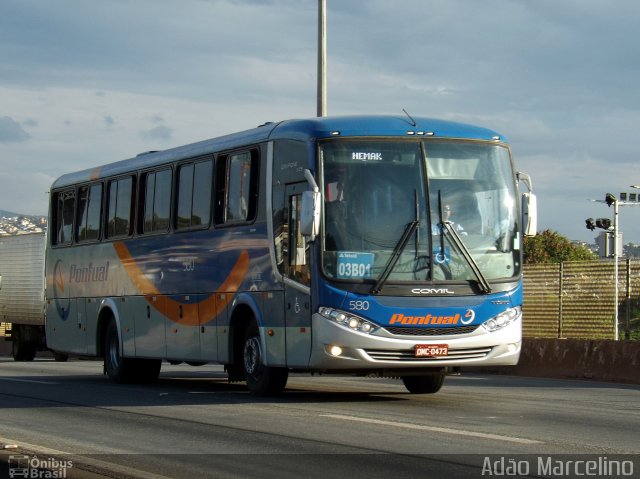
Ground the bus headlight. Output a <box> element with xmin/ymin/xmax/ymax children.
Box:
<box><xmin>318</xmin><ymin>307</ymin><xmax>378</xmax><ymax>334</ymax></box>
<box><xmin>482</xmin><ymin>306</ymin><xmax>521</xmax><ymax>332</ymax></box>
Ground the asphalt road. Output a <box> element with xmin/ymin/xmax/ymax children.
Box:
<box><xmin>0</xmin><ymin>358</ymin><xmax>638</xmax><ymax>479</ymax></box>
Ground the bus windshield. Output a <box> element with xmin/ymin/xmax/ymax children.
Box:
<box><xmin>320</xmin><ymin>139</ymin><xmax>520</xmax><ymax>286</ymax></box>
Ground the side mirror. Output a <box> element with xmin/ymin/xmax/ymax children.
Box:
<box><xmin>517</xmin><ymin>171</ymin><xmax>537</xmax><ymax>237</ymax></box>
<box><xmin>300</xmin><ymin>190</ymin><xmax>321</xmax><ymax>241</ymax></box>
<box><xmin>522</xmin><ymin>192</ymin><xmax>537</xmax><ymax>237</ymax></box>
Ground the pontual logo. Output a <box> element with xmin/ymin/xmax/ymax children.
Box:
<box><xmin>69</xmin><ymin>262</ymin><xmax>110</xmax><ymax>283</ymax></box>
<box><xmin>389</xmin><ymin>313</ymin><xmax>461</xmax><ymax>325</ymax></box>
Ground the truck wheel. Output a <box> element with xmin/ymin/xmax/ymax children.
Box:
<box><xmin>401</xmin><ymin>373</ymin><xmax>446</xmax><ymax>394</ymax></box>
<box><xmin>12</xmin><ymin>328</ymin><xmax>36</xmax><ymax>362</ymax></box>
<box><xmin>242</xmin><ymin>320</ymin><xmax>288</xmax><ymax>396</ymax></box>
<box><xmin>104</xmin><ymin>319</ymin><xmax>161</xmax><ymax>384</ymax></box>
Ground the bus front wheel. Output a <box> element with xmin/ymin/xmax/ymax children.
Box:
<box><xmin>242</xmin><ymin>321</ymin><xmax>288</xmax><ymax>396</ymax></box>
<box><xmin>401</xmin><ymin>373</ymin><xmax>446</xmax><ymax>394</ymax></box>
<box><xmin>104</xmin><ymin>319</ymin><xmax>161</xmax><ymax>384</ymax></box>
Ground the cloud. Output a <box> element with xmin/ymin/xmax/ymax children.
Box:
<box><xmin>0</xmin><ymin>116</ymin><xmax>30</xmax><ymax>142</ymax></box>
<box><xmin>140</xmin><ymin>125</ymin><xmax>173</xmax><ymax>141</ymax></box>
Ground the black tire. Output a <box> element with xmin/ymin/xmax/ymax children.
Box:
<box><xmin>242</xmin><ymin>320</ymin><xmax>288</xmax><ymax>396</ymax></box>
<box><xmin>104</xmin><ymin>319</ymin><xmax>161</xmax><ymax>384</ymax></box>
<box><xmin>12</xmin><ymin>330</ymin><xmax>37</xmax><ymax>362</ymax></box>
<box><xmin>401</xmin><ymin>373</ymin><xmax>446</xmax><ymax>394</ymax></box>
<box><xmin>52</xmin><ymin>351</ymin><xmax>69</xmax><ymax>362</ymax></box>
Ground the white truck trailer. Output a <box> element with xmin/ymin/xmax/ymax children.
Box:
<box><xmin>0</xmin><ymin>233</ymin><xmax>56</xmax><ymax>360</ymax></box>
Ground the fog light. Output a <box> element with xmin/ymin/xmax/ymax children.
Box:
<box><xmin>329</xmin><ymin>345</ymin><xmax>343</xmax><ymax>357</ymax></box>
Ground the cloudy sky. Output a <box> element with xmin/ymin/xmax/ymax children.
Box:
<box><xmin>1</xmin><ymin>0</ymin><xmax>639</xmax><ymax>243</ymax></box>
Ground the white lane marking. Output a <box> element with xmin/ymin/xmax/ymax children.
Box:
<box><xmin>0</xmin><ymin>377</ymin><xmax>59</xmax><ymax>385</ymax></box>
<box><xmin>320</xmin><ymin>413</ymin><xmax>543</xmax><ymax>445</ymax></box>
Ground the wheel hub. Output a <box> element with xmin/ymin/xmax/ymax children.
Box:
<box><xmin>244</xmin><ymin>337</ymin><xmax>261</xmax><ymax>375</ymax></box>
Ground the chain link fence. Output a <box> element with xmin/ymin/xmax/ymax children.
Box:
<box><xmin>523</xmin><ymin>259</ymin><xmax>640</xmax><ymax>339</ymax></box>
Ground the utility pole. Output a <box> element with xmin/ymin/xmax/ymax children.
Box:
<box><xmin>317</xmin><ymin>0</ymin><xmax>327</xmax><ymax>117</ymax></box>
<box><xmin>613</xmin><ymin>196</ymin><xmax>619</xmax><ymax>341</ymax></box>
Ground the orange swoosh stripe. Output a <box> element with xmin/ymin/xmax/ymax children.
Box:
<box><xmin>113</xmin><ymin>242</ymin><xmax>250</xmax><ymax>326</ymax></box>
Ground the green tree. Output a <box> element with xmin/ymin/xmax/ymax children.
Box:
<box><xmin>523</xmin><ymin>229</ymin><xmax>597</xmax><ymax>264</ymax></box>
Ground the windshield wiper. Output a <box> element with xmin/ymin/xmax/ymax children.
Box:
<box><xmin>436</xmin><ymin>192</ymin><xmax>492</xmax><ymax>294</ymax></box>
<box><xmin>370</xmin><ymin>219</ymin><xmax>419</xmax><ymax>295</ymax></box>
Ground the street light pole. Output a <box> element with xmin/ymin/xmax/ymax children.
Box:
<box><xmin>317</xmin><ymin>0</ymin><xmax>327</xmax><ymax>117</ymax></box>
<box><xmin>613</xmin><ymin>197</ymin><xmax>619</xmax><ymax>341</ymax></box>
<box><xmin>589</xmin><ymin>194</ymin><xmax>620</xmax><ymax>339</ymax></box>
<box><xmin>589</xmin><ymin>188</ymin><xmax>640</xmax><ymax>339</ymax></box>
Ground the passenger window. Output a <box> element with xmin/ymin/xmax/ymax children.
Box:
<box><xmin>143</xmin><ymin>168</ymin><xmax>172</xmax><ymax>233</ymax></box>
<box><xmin>54</xmin><ymin>189</ymin><xmax>76</xmax><ymax>245</ymax></box>
<box><xmin>106</xmin><ymin>176</ymin><xmax>134</xmax><ymax>238</ymax></box>
<box><xmin>176</xmin><ymin>159</ymin><xmax>212</xmax><ymax>230</ymax></box>
<box><xmin>215</xmin><ymin>149</ymin><xmax>259</xmax><ymax>225</ymax></box>
<box><xmin>76</xmin><ymin>183</ymin><xmax>103</xmax><ymax>242</ymax></box>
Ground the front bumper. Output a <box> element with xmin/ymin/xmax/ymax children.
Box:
<box><xmin>307</xmin><ymin>312</ymin><xmax>521</xmax><ymax>371</ymax></box>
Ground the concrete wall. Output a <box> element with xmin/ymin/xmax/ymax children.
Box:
<box><xmin>471</xmin><ymin>338</ymin><xmax>640</xmax><ymax>385</ymax></box>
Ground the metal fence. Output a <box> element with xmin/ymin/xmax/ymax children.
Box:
<box><xmin>523</xmin><ymin>259</ymin><xmax>640</xmax><ymax>339</ymax></box>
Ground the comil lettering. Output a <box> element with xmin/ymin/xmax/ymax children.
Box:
<box><xmin>389</xmin><ymin>313</ymin><xmax>460</xmax><ymax>325</ymax></box>
<box><xmin>352</xmin><ymin>152</ymin><xmax>383</xmax><ymax>161</ymax></box>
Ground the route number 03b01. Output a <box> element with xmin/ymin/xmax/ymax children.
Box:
<box><xmin>337</xmin><ymin>262</ymin><xmax>371</xmax><ymax>278</ymax></box>
<box><xmin>349</xmin><ymin>300</ymin><xmax>370</xmax><ymax>311</ymax></box>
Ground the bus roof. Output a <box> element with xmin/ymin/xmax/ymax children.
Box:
<box><xmin>51</xmin><ymin>115</ymin><xmax>506</xmax><ymax>188</ymax></box>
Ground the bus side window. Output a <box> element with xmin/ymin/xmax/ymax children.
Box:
<box><xmin>76</xmin><ymin>182</ymin><xmax>103</xmax><ymax>242</ymax></box>
<box><xmin>176</xmin><ymin>159</ymin><xmax>212</xmax><ymax>230</ymax></box>
<box><xmin>214</xmin><ymin>149</ymin><xmax>259</xmax><ymax>225</ymax></box>
<box><xmin>106</xmin><ymin>176</ymin><xmax>134</xmax><ymax>238</ymax></box>
<box><xmin>53</xmin><ymin>189</ymin><xmax>75</xmax><ymax>246</ymax></box>
<box><xmin>142</xmin><ymin>168</ymin><xmax>172</xmax><ymax>234</ymax></box>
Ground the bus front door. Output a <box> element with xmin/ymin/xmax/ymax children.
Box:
<box><xmin>283</xmin><ymin>184</ymin><xmax>312</xmax><ymax>367</ymax></box>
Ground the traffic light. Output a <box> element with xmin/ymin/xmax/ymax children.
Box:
<box><xmin>585</xmin><ymin>218</ymin><xmax>596</xmax><ymax>231</ymax></box>
<box><xmin>605</xmin><ymin>193</ymin><xmax>616</xmax><ymax>207</ymax></box>
<box><xmin>596</xmin><ymin>218</ymin><xmax>612</xmax><ymax>229</ymax></box>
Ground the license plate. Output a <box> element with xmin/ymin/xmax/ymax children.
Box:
<box><xmin>415</xmin><ymin>344</ymin><xmax>448</xmax><ymax>357</ymax></box>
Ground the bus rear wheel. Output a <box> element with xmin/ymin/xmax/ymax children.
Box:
<box><xmin>104</xmin><ymin>319</ymin><xmax>161</xmax><ymax>384</ymax></box>
<box><xmin>401</xmin><ymin>372</ymin><xmax>446</xmax><ymax>394</ymax></box>
<box><xmin>242</xmin><ymin>321</ymin><xmax>288</xmax><ymax>396</ymax></box>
